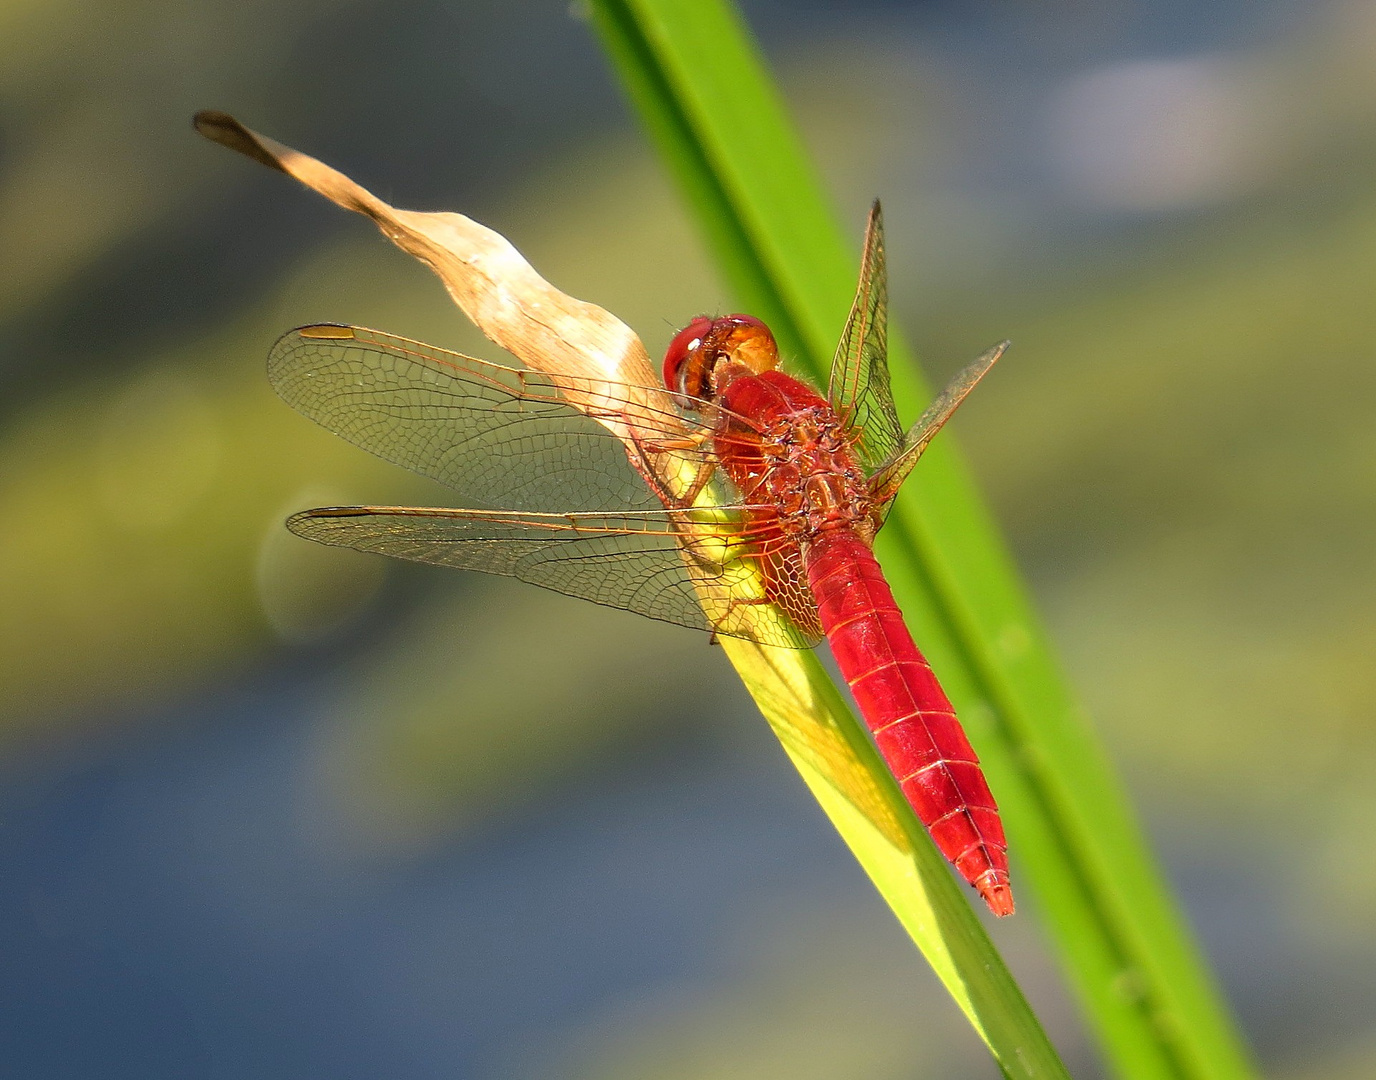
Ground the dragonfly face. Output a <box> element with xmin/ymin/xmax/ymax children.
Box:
<box><xmin>662</xmin><ymin>313</ymin><xmax>779</xmax><ymax>404</ymax></box>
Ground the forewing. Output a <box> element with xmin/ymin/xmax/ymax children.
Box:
<box><xmin>289</xmin><ymin>505</ymin><xmax>817</xmax><ymax>649</ymax></box>
<box><xmin>869</xmin><ymin>340</ymin><xmax>1007</xmax><ymax>520</ymax></box>
<box><xmin>269</xmin><ymin>325</ymin><xmax>722</xmax><ymax>513</ymax></box>
<box><xmin>827</xmin><ymin>201</ymin><xmax>903</xmax><ymax>471</ymax></box>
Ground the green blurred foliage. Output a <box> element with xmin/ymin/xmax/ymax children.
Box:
<box><xmin>0</xmin><ymin>0</ymin><xmax>347</xmax><ymax>324</ymax></box>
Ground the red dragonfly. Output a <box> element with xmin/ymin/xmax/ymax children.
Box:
<box><xmin>272</xmin><ymin>203</ymin><xmax>1013</xmax><ymax>916</ymax></box>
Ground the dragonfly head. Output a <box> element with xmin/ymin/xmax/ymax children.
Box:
<box><xmin>663</xmin><ymin>314</ymin><xmax>779</xmax><ymax>406</ymax></box>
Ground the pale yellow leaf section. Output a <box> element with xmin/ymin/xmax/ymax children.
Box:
<box><xmin>718</xmin><ymin>636</ymin><xmax>987</xmax><ymax>1038</ymax></box>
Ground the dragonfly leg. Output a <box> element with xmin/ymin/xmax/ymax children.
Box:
<box><xmin>626</xmin><ymin>431</ymin><xmax>718</xmax><ymax>508</ymax></box>
<box><xmin>672</xmin><ymin>459</ymin><xmax>719</xmax><ymax>509</ymax></box>
<box><xmin>643</xmin><ymin>432</ymin><xmax>709</xmax><ymax>453</ymax></box>
<box><xmin>706</xmin><ymin>592</ymin><xmax>777</xmax><ymax>645</ymax></box>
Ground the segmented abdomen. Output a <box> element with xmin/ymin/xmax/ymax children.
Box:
<box><xmin>805</xmin><ymin>527</ymin><xmax>1013</xmax><ymax>916</ymax></box>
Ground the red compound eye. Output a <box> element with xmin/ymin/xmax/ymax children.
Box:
<box><xmin>663</xmin><ymin>315</ymin><xmax>714</xmax><ymax>397</ymax></box>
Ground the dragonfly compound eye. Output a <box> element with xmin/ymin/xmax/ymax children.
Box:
<box><xmin>663</xmin><ymin>315</ymin><xmax>716</xmax><ymax>401</ymax></box>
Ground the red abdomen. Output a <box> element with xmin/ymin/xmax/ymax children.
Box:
<box><xmin>805</xmin><ymin>527</ymin><xmax>1013</xmax><ymax>916</ymax></box>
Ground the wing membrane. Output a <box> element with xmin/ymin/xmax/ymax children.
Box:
<box><xmin>290</xmin><ymin>505</ymin><xmax>817</xmax><ymax>649</ymax></box>
<box><xmin>827</xmin><ymin>201</ymin><xmax>902</xmax><ymax>471</ymax></box>
<box><xmin>269</xmin><ymin>325</ymin><xmax>735</xmax><ymax>513</ymax></box>
<box><xmin>869</xmin><ymin>341</ymin><xmax>1007</xmax><ymax>517</ymax></box>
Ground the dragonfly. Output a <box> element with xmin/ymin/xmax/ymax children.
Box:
<box><xmin>271</xmin><ymin>203</ymin><xmax>1013</xmax><ymax>916</ymax></box>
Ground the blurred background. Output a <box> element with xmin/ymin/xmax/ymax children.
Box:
<box><xmin>2</xmin><ymin>0</ymin><xmax>1374</xmax><ymax>1076</ymax></box>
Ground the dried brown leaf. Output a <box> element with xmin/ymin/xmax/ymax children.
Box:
<box><xmin>193</xmin><ymin>111</ymin><xmax>670</xmax><ymax>447</ymax></box>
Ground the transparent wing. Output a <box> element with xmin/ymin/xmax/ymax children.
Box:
<box><xmin>869</xmin><ymin>341</ymin><xmax>1007</xmax><ymax>519</ymax></box>
<box><xmin>269</xmin><ymin>324</ymin><xmax>741</xmax><ymax>513</ymax></box>
<box><xmin>827</xmin><ymin>201</ymin><xmax>903</xmax><ymax>472</ymax></box>
<box><xmin>289</xmin><ymin>505</ymin><xmax>818</xmax><ymax>649</ymax></box>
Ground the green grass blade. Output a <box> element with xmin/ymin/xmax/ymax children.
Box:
<box><xmin>587</xmin><ymin>3</ymin><xmax>1258</xmax><ymax>1079</ymax></box>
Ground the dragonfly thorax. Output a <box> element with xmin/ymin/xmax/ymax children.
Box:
<box><xmin>728</xmin><ymin>388</ymin><xmax>876</xmax><ymax>543</ymax></box>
